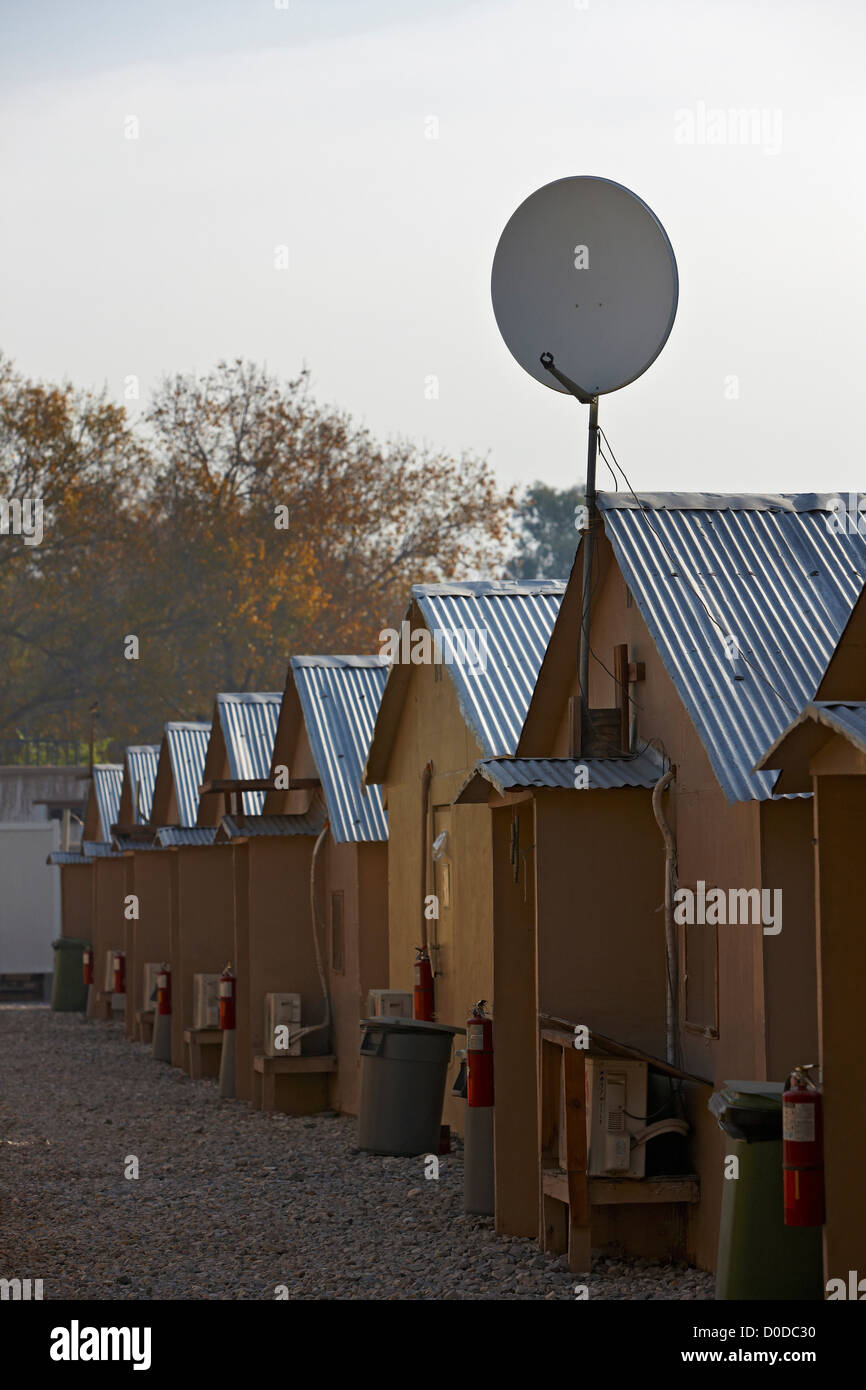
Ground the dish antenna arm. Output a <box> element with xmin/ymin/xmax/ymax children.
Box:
<box><xmin>539</xmin><ymin>351</ymin><xmax>595</xmax><ymax>406</ymax></box>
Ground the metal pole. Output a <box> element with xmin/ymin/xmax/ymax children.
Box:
<box><xmin>578</xmin><ymin>397</ymin><xmax>599</xmax><ymax>738</ymax></box>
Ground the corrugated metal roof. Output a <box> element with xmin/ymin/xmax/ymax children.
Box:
<box><xmin>83</xmin><ymin>839</ymin><xmax>122</xmax><ymax>858</ymax></box>
<box><xmin>219</xmin><ymin>808</ymin><xmax>327</xmax><ymax>840</ymax></box>
<box><xmin>598</xmin><ymin>493</ymin><xmax>866</xmax><ymax>803</ymax></box>
<box><xmin>155</xmin><ymin>826</ymin><xmax>219</xmax><ymax>848</ymax></box>
<box><xmin>808</xmin><ymin>701</ymin><xmax>866</xmax><ymax>752</ymax></box>
<box><xmin>291</xmin><ymin>656</ymin><xmax>388</xmax><ymax>843</ymax></box>
<box><xmin>112</xmin><ymin>834</ymin><xmax>159</xmax><ymax>853</ymax></box>
<box><xmin>92</xmin><ymin>764</ymin><xmax>123</xmax><ymax>840</ymax></box>
<box><xmin>758</xmin><ymin>701</ymin><xmax>866</xmax><ymax>771</ymax></box>
<box><xmin>463</xmin><ymin>746</ymin><xmax>668</xmax><ymax>797</ymax></box>
<box><xmin>216</xmin><ymin>693</ymin><xmax>283</xmax><ymax>815</ymax></box>
<box><xmin>165</xmin><ymin>722</ymin><xmax>211</xmax><ymax>828</ymax></box>
<box><xmin>125</xmin><ymin>745</ymin><xmax>160</xmax><ymax>824</ymax></box>
<box><xmin>47</xmin><ymin>851</ymin><xmax>89</xmax><ymax>866</ymax></box>
<box><xmin>412</xmin><ymin>582</ymin><xmax>565</xmax><ymax>757</ymax></box>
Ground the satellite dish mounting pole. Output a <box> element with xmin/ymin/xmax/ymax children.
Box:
<box><xmin>579</xmin><ymin>395</ymin><xmax>599</xmax><ymax>746</ymax></box>
<box><xmin>539</xmin><ymin>351</ymin><xmax>598</xmax><ymax>747</ymax></box>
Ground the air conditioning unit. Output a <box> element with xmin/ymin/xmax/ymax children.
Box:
<box><xmin>264</xmin><ymin>992</ymin><xmax>302</xmax><ymax>1057</ymax></box>
<box><xmin>585</xmin><ymin>1058</ymin><xmax>648</xmax><ymax>1179</ymax></box>
<box><xmin>366</xmin><ymin>989</ymin><xmax>413</xmax><ymax>1019</ymax></box>
<box><xmin>142</xmin><ymin>963</ymin><xmax>161</xmax><ymax>1009</ymax></box>
<box><xmin>193</xmin><ymin>973</ymin><xmax>221</xmax><ymax>1030</ymax></box>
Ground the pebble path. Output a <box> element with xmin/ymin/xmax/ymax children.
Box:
<box><xmin>0</xmin><ymin>1006</ymin><xmax>714</xmax><ymax>1301</ymax></box>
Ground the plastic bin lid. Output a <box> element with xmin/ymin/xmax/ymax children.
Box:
<box><xmin>360</xmin><ymin>1017</ymin><xmax>466</xmax><ymax>1036</ymax></box>
<box><xmin>721</xmin><ymin>1080</ymin><xmax>785</xmax><ymax>1102</ymax></box>
<box><xmin>52</xmin><ymin>937</ymin><xmax>91</xmax><ymax>949</ymax></box>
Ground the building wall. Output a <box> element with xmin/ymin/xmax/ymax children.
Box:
<box><xmin>0</xmin><ymin>766</ymin><xmax>87</xmax><ymax>824</ymax></box>
<box><xmin>813</xmin><ymin>772</ymin><xmax>866</xmax><ymax>1284</ymax></box>
<box><xmin>90</xmin><ymin>857</ymin><xmax>128</xmax><ymax>1001</ymax></box>
<box><xmin>520</xmin><ymin>534</ymin><xmax>819</xmax><ymax>1269</ymax></box>
<box><xmin>383</xmin><ymin>659</ymin><xmax>489</xmax><ymax>1133</ymax></box>
<box><xmin>0</xmin><ymin>822</ymin><xmax>61</xmax><ymax>973</ymax></box>
<box><xmin>170</xmin><ymin>845</ymin><xmax>236</xmax><ymax>1070</ymax></box>
<box><xmin>124</xmin><ymin>850</ymin><xmax>173</xmax><ymax>1040</ymax></box>
<box><xmin>491</xmin><ymin>799</ymin><xmax>538</xmax><ymax>1237</ymax></box>
<box><xmin>326</xmin><ymin>837</ymin><xmax>389</xmax><ymax>1116</ymax></box>
<box><xmin>230</xmin><ymin>836</ymin><xmax>324</xmax><ymax>1103</ymax></box>
<box><xmin>60</xmin><ymin>864</ymin><xmax>92</xmax><ymax>942</ymax></box>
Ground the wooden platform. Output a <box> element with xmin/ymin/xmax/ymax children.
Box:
<box><xmin>539</xmin><ymin>1025</ymin><xmax>701</xmax><ymax>1272</ymax></box>
<box><xmin>253</xmin><ymin>1054</ymin><xmax>336</xmax><ymax>1113</ymax></box>
<box><xmin>184</xmin><ymin>1027</ymin><xmax>222</xmax><ymax>1079</ymax></box>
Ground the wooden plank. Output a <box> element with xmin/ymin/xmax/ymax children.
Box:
<box><xmin>589</xmin><ymin>1176</ymin><xmax>700</xmax><ymax>1206</ymax></box>
<box><xmin>562</xmin><ymin>1045</ymin><xmax>591</xmax><ymax>1273</ymax></box>
<box><xmin>538</xmin><ymin>1036</ymin><xmax>566</xmax><ymax>1255</ymax></box>
<box><xmin>542</xmin><ymin>1171</ymin><xmax>700</xmax><ymax>1206</ymax></box>
<box><xmin>538</xmin><ymin>1014</ymin><xmax>712</xmax><ymax>1085</ymax></box>
<box><xmin>614</xmin><ymin>643</ymin><xmax>629</xmax><ymax>754</ymax></box>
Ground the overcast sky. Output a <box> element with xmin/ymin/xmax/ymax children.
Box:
<box><xmin>2</xmin><ymin>0</ymin><xmax>864</xmax><ymax>497</ymax></box>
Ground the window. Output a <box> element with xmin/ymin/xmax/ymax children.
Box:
<box><xmin>330</xmin><ymin>890</ymin><xmax>345</xmax><ymax>974</ymax></box>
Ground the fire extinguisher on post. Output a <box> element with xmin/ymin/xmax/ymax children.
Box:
<box><xmin>414</xmin><ymin>947</ymin><xmax>434</xmax><ymax>1022</ymax></box>
<box><xmin>783</xmin><ymin>1064</ymin><xmax>825</xmax><ymax>1227</ymax></box>
<box><xmin>219</xmin><ymin>964</ymin><xmax>236</xmax><ymax>1031</ymax></box>
<box><xmin>464</xmin><ymin>1000</ymin><xmax>495</xmax><ymax>1215</ymax></box>
<box><xmin>219</xmin><ymin>964</ymin><xmax>237</xmax><ymax>1098</ymax></box>
<box><xmin>112</xmin><ymin>951</ymin><xmax>126</xmax><ymax>997</ymax></box>
<box><xmin>466</xmin><ymin>1000</ymin><xmax>494</xmax><ymax>1107</ymax></box>
<box><xmin>152</xmin><ymin>963</ymin><xmax>172</xmax><ymax>1063</ymax></box>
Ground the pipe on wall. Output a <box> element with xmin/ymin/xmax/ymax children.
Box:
<box><xmin>651</xmin><ymin>768</ymin><xmax>679</xmax><ymax>1067</ymax></box>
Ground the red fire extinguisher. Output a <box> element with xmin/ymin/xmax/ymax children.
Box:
<box><xmin>156</xmin><ymin>964</ymin><xmax>171</xmax><ymax>1016</ymax></box>
<box><xmin>82</xmin><ymin>948</ymin><xmax>94</xmax><ymax>987</ymax></box>
<box><xmin>219</xmin><ymin>964</ymin><xmax>236</xmax><ymax>1031</ymax></box>
<box><xmin>414</xmin><ymin>947</ymin><xmax>434</xmax><ymax>1021</ymax></box>
<box><xmin>112</xmin><ymin>951</ymin><xmax>126</xmax><ymax>996</ymax></box>
<box><xmin>466</xmin><ymin>1000</ymin><xmax>494</xmax><ymax>1108</ymax></box>
<box><xmin>783</xmin><ymin>1064</ymin><xmax>825</xmax><ymax>1227</ymax></box>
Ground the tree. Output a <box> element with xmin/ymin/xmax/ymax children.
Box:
<box><xmin>509</xmin><ymin>481</ymin><xmax>583</xmax><ymax>583</ymax></box>
<box><xmin>0</xmin><ymin>357</ymin><xmax>517</xmax><ymax>754</ymax></box>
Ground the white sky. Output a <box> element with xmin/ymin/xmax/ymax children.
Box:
<box><xmin>1</xmin><ymin>0</ymin><xmax>864</xmax><ymax>496</ymax></box>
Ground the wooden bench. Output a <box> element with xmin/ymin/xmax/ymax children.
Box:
<box><xmin>184</xmin><ymin>1027</ymin><xmax>222</xmax><ymax>1079</ymax></box>
<box><xmin>539</xmin><ymin>1022</ymin><xmax>704</xmax><ymax>1272</ymax></box>
<box><xmin>253</xmin><ymin>1054</ymin><xmax>337</xmax><ymax>1114</ymax></box>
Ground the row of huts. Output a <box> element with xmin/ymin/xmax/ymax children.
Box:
<box><xmin>51</xmin><ymin>491</ymin><xmax>866</xmax><ymax>1289</ymax></box>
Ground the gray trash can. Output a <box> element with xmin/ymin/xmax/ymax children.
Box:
<box><xmin>358</xmin><ymin>1017</ymin><xmax>465</xmax><ymax>1155</ymax></box>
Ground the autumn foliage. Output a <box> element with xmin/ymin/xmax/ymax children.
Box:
<box><xmin>0</xmin><ymin>357</ymin><xmax>516</xmax><ymax>754</ymax></box>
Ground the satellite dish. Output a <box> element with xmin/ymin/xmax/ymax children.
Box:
<box><xmin>491</xmin><ymin>175</ymin><xmax>678</xmax><ymax>397</ymax></box>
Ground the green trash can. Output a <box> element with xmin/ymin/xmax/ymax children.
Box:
<box><xmin>50</xmin><ymin>937</ymin><xmax>90</xmax><ymax>1013</ymax></box>
<box><xmin>358</xmin><ymin>1017</ymin><xmax>465</xmax><ymax>1156</ymax></box>
<box><xmin>710</xmin><ymin>1080</ymin><xmax>823</xmax><ymax>1300</ymax></box>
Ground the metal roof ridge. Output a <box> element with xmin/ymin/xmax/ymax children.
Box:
<box><xmin>597</xmin><ymin>491</ymin><xmax>846</xmax><ymax>513</ymax></box>
<box><xmin>412</xmin><ymin>580</ymin><xmax>567</xmax><ymax>596</ymax></box>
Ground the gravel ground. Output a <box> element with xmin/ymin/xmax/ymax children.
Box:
<box><xmin>0</xmin><ymin>1006</ymin><xmax>714</xmax><ymax>1301</ymax></box>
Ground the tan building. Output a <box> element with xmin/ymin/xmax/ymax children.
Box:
<box><xmin>364</xmin><ymin>582</ymin><xmax>565</xmax><ymax>1133</ymax></box>
<box><xmin>111</xmin><ymin>746</ymin><xmax>161</xmax><ymax>1040</ymax></box>
<box><xmin>458</xmin><ymin>493</ymin><xmax>866</xmax><ymax>1273</ymax></box>
<box><xmin>258</xmin><ymin>655</ymin><xmax>390</xmax><ymax>1116</ymax></box>
<box><xmin>757</xmin><ymin>581</ymin><xmax>866</xmax><ymax>1292</ymax></box>
<box><xmin>161</xmin><ymin>694</ymin><xmax>282</xmax><ymax>1074</ymax></box>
